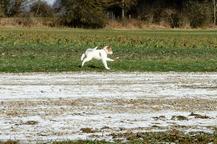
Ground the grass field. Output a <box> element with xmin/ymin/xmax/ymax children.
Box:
<box><xmin>0</xmin><ymin>27</ymin><xmax>217</xmax><ymax>72</ymax></box>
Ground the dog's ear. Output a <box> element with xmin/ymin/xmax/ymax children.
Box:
<box><xmin>108</xmin><ymin>45</ymin><xmax>112</xmax><ymax>49</ymax></box>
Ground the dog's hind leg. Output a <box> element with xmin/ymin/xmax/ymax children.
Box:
<box><xmin>81</xmin><ymin>53</ymin><xmax>86</xmax><ymax>61</ymax></box>
<box><xmin>82</xmin><ymin>57</ymin><xmax>92</xmax><ymax>67</ymax></box>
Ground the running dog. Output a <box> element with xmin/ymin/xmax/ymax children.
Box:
<box><xmin>81</xmin><ymin>46</ymin><xmax>114</xmax><ymax>70</ymax></box>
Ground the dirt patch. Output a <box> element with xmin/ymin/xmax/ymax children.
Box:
<box><xmin>110</xmin><ymin>129</ymin><xmax>217</xmax><ymax>143</ymax></box>
<box><xmin>80</xmin><ymin>128</ymin><xmax>96</xmax><ymax>133</ymax></box>
<box><xmin>22</xmin><ymin>121</ymin><xmax>39</xmax><ymax>125</ymax></box>
<box><xmin>171</xmin><ymin>115</ymin><xmax>188</xmax><ymax>121</ymax></box>
<box><xmin>0</xmin><ymin>140</ymin><xmax>19</xmax><ymax>144</ymax></box>
<box><xmin>189</xmin><ymin>112</ymin><xmax>210</xmax><ymax>119</ymax></box>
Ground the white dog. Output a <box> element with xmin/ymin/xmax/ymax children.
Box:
<box><xmin>81</xmin><ymin>46</ymin><xmax>114</xmax><ymax>70</ymax></box>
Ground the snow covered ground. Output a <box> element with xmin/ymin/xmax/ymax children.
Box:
<box><xmin>0</xmin><ymin>72</ymin><xmax>217</xmax><ymax>143</ymax></box>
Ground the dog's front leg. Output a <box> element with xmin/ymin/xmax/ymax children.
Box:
<box><xmin>102</xmin><ymin>59</ymin><xmax>110</xmax><ymax>70</ymax></box>
<box><xmin>106</xmin><ymin>58</ymin><xmax>114</xmax><ymax>62</ymax></box>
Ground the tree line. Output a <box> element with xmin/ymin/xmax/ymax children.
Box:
<box><xmin>0</xmin><ymin>0</ymin><xmax>216</xmax><ymax>28</ymax></box>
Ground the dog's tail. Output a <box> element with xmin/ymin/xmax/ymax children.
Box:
<box><xmin>81</xmin><ymin>53</ymin><xmax>86</xmax><ymax>61</ymax></box>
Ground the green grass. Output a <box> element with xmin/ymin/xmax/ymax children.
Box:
<box><xmin>0</xmin><ymin>27</ymin><xmax>217</xmax><ymax>72</ymax></box>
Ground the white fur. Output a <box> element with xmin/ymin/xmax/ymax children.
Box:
<box><xmin>81</xmin><ymin>46</ymin><xmax>114</xmax><ymax>70</ymax></box>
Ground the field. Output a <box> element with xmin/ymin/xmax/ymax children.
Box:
<box><xmin>0</xmin><ymin>28</ymin><xmax>217</xmax><ymax>144</ymax></box>
<box><xmin>0</xmin><ymin>28</ymin><xmax>217</xmax><ymax>72</ymax></box>
<box><xmin>0</xmin><ymin>72</ymin><xmax>217</xmax><ymax>144</ymax></box>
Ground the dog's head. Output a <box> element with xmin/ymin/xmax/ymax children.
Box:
<box><xmin>104</xmin><ymin>46</ymin><xmax>113</xmax><ymax>55</ymax></box>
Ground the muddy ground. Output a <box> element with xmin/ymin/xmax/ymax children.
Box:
<box><xmin>0</xmin><ymin>72</ymin><xmax>217</xmax><ymax>143</ymax></box>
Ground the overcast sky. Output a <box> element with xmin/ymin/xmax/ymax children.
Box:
<box><xmin>44</xmin><ymin>0</ymin><xmax>56</xmax><ymax>5</ymax></box>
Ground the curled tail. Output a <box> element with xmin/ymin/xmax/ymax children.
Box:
<box><xmin>81</xmin><ymin>53</ymin><xmax>86</xmax><ymax>61</ymax></box>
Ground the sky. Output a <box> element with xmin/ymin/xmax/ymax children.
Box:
<box><xmin>44</xmin><ymin>0</ymin><xmax>56</xmax><ymax>5</ymax></box>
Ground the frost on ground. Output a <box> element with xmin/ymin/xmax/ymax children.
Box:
<box><xmin>0</xmin><ymin>72</ymin><xmax>217</xmax><ymax>143</ymax></box>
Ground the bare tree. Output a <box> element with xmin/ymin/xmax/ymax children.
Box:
<box><xmin>102</xmin><ymin>0</ymin><xmax>137</xmax><ymax>19</ymax></box>
<box><xmin>120</xmin><ymin>0</ymin><xmax>137</xmax><ymax>19</ymax></box>
<box><xmin>30</xmin><ymin>0</ymin><xmax>53</xmax><ymax>17</ymax></box>
<box><xmin>60</xmin><ymin>0</ymin><xmax>107</xmax><ymax>28</ymax></box>
<box><xmin>0</xmin><ymin>0</ymin><xmax>10</xmax><ymax>16</ymax></box>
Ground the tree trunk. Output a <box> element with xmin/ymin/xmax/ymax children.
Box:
<box><xmin>122</xmin><ymin>0</ymin><xmax>125</xmax><ymax>19</ymax></box>
<box><xmin>214</xmin><ymin>0</ymin><xmax>216</xmax><ymax>25</ymax></box>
